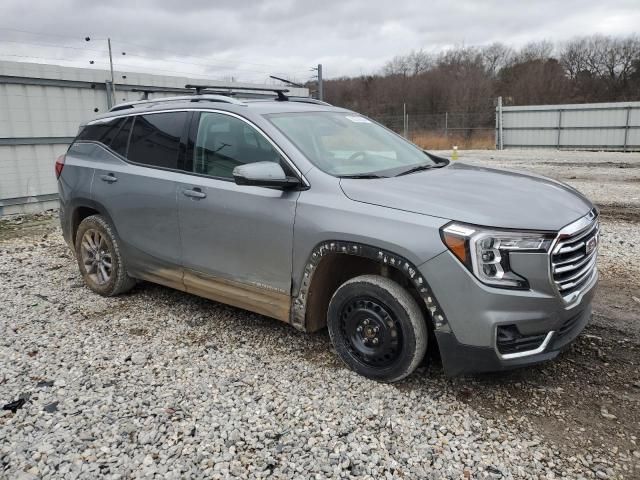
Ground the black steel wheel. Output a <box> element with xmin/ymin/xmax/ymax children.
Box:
<box><xmin>328</xmin><ymin>275</ymin><xmax>428</xmax><ymax>382</ymax></box>
<box><xmin>339</xmin><ymin>297</ymin><xmax>403</xmax><ymax>368</ymax></box>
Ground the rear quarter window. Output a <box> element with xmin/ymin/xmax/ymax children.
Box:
<box><xmin>77</xmin><ymin>117</ymin><xmax>125</xmax><ymax>146</ymax></box>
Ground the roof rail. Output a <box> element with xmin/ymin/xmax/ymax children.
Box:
<box><xmin>288</xmin><ymin>97</ymin><xmax>332</xmax><ymax>106</ymax></box>
<box><xmin>109</xmin><ymin>94</ymin><xmax>245</xmax><ymax>112</ymax></box>
<box><xmin>185</xmin><ymin>84</ymin><xmax>290</xmax><ymax>101</ymax></box>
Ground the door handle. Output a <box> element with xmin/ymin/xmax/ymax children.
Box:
<box><xmin>99</xmin><ymin>174</ymin><xmax>118</xmax><ymax>183</ymax></box>
<box><xmin>183</xmin><ymin>188</ymin><xmax>207</xmax><ymax>199</ymax></box>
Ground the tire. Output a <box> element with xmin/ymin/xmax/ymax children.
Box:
<box><xmin>327</xmin><ymin>274</ymin><xmax>428</xmax><ymax>382</ymax></box>
<box><xmin>74</xmin><ymin>215</ymin><xmax>136</xmax><ymax>296</ymax></box>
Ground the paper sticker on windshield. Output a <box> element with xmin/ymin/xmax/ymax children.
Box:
<box><xmin>345</xmin><ymin>115</ymin><xmax>371</xmax><ymax>123</ymax></box>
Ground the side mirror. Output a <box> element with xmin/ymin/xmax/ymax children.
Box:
<box><xmin>232</xmin><ymin>162</ymin><xmax>300</xmax><ymax>189</ymax></box>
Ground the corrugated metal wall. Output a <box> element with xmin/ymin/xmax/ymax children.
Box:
<box><xmin>0</xmin><ymin>60</ymin><xmax>308</xmax><ymax>215</ymax></box>
<box><xmin>496</xmin><ymin>101</ymin><xmax>640</xmax><ymax>151</ymax></box>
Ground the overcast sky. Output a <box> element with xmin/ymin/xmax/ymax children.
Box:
<box><xmin>1</xmin><ymin>0</ymin><xmax>639</xmax><ymax>83</ymax></box>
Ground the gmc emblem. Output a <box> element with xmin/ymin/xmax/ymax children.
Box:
<box><xmin>586</xmin><ymin>235</ymin><xmax>597</xmax><ymax>254</ymax></box>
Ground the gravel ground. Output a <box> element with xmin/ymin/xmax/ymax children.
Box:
<box><xmin>1</xmin><ymin>150</ymin><xmax>639</xmax><ymax>479</ymax></box>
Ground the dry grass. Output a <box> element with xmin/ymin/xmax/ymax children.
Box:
<box><xmin>410</xmin><ymin>130</ymin><xmax>495</xmax><ymax>150</ymax></box>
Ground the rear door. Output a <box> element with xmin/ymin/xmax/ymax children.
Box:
<box><xmin>175</xmin><ymin>111</ymin><xmax>300</xmax><ymax>320</ymax></box>
<box><xmin>89</xmin><ymin>111</ymin><xmax>189</xmax><ymax>288</ymax></box>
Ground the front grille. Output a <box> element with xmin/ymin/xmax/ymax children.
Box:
<box><xmin>551</xmin><ymin>213</ymin><xmax>598</xmax><ymax>302</ymax></box>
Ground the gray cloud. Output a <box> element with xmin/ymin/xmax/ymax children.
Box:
<box><xmin>1</xmin><ymin>0</ymin><xmax>638</xmax><ymax>82</ymax></box>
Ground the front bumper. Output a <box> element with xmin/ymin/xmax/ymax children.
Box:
<box><xmin>421</xmin><ymin>250</ymin><xmax>597</xmax><ymax>376</ymax></box>
<box><xmin>434</xmin><ymin>302</ymin><xmax>592</xmax><ymax>376</ymax></box>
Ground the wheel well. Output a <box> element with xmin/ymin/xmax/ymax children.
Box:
<box><xmin>304</xmin><ymin>253</ymin><xmax>429</xmax><ymax>333</ymax></box>
<box><xmin>71</xmin><ymin>206</ymin><xmax>100</xmax><ymax>246</ymax></box>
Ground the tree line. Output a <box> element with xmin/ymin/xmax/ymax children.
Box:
<box><xmin>321</xmin><ymin>35</ymin><xmax>640</xmax><ymax>118</ymax></box>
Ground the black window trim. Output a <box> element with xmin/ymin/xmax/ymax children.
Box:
<box><xmin>82</xmin><ymin>108</ymin><xmax>310</xmax><ymax>187</ymax></box>
<box><xmin>111</xmin><ymin>115</ymin><xmax>134</xmax><ymax>158</ymax></box>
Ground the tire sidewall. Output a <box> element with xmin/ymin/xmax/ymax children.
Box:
<box><xmin>327</xmin><ymin>276</ymin><xmax>427</xmax><ymax>382</ymax></box>
<box><xmin>75</xmin><ymin>216</ymin><xmax>120</xmax><ymax>296</ymax></box>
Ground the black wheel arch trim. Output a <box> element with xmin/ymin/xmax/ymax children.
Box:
<box><xmin>66</xmin><ymin>197</ymin><xmax>119</xmax><ymax>246</ymax></box>
<box><xmin>291</xmin><ymin>240</ymin><xmax>449</xmax><ymax>333</ymax></box>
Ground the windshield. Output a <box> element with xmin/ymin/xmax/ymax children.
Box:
<box><xmin>266</xmin><ymin>111</ymin><xmax>439</xmax><ymax>177</ymax></box>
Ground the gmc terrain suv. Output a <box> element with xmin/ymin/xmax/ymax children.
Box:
<box><xmin>56</xmin><ymin>88</ymin><xmax>598</xmax><ymax>382</ymax></box>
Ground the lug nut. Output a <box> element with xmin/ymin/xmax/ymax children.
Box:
<box><xmin>372</xmin><ymin>338</ymin><xmax>379</xmax><ymax>345</ymax></box>
<box><xmin>356</xmin><ymin>326</ymin><xmax>363</xmax><ymax>332</ymax></box>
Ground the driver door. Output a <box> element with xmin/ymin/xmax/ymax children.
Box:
<box><xmin>176</xmin><ymin>111</ymin><xmax>300</xmax><ymax>321</ymax></box>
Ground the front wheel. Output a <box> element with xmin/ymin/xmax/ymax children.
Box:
<box><xmin>327</xmin><ymin>275</ymin><xmax>428</xmax><ymax>382</ymax></box>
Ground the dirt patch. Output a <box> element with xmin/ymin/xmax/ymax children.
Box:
<box><xmin>0</xmin><ymin>211</ymin><xmax>59</xmax><ymax>241</ymax></box>
<box><xmin>539</xmin><ymin>161</ymin><xmax>640</xmax><ymax>169</ymax></box>
<box><xmin>450</xmin><ymin>323</ymin><xmax>639</xmax><ymax>477</ymax></box>
<box><xmin>598</xmin><ymin>204</ymin><xmax>640</xmax><ymax>224</ymax></box>
<box><xmin>444</xmin><ymin>277</ymin><xmax>640</xmax><ymax>477</ymax></box>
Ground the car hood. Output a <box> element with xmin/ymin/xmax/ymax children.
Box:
<box><xmin>339</xmin><ymin>162</ymin><xmax>593</xmax><ymax>231</ymax></box>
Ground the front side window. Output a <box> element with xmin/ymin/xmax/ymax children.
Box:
<box><xmin>128</xmin><ymin>112</ymin><xmax>187</xmax><ymax>169</ymax></box>
<box><xmin>192</xmin><ymin>112</ymin><xmax>282</xmax><ymax>179</ymax></box>
<box><xmin>266</xmin><ymin>112</ymin><xmax>438</xmax><ymax>177</ymax></box>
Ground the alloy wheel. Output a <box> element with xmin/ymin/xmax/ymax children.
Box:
<box><xmin>80</xmin><ymin>228</ymin><xmax>113</xmax><ymax>285</ymax></box>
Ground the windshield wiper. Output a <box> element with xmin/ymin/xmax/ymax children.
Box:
<box><xmin>337</xmin><ymin>173</ymin><xmax>387</xmax><ymax>179</ymax></box>
<box><xmin>395</xmin><ymin>163</ymin><xmax>445</xmax><ymax>177</ymax></box>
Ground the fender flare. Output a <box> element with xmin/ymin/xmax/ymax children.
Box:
<box><xmin>291</xmin><ymin>240</ymin><xmax>449</xmax><ymax>333</ymax></box>
<box><xmin>67</xmin><ymin>197</ymin><xmax>118</xmax><ymax>246</ymax></box>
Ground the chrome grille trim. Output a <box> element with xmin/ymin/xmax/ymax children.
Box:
<box><xmin>550</xmin><ymin>209</ymin><xmax>599</xmax><ymax>305</ymax></box>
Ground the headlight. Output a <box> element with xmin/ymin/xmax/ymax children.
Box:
<box><xmin>440</xmin><ymin>223</ymin><xmax>554</xmax><ymax>289</ymax></box>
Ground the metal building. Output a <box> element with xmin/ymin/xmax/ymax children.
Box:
<box><xmin>0</xmin><ymin>60</ymin><xmax>308</xmax><ymax>216</ymax></box>
<box><xmin>496</xmin><ymin>101</ymin><xmax>640</xmax><ymax>151</ymax></box>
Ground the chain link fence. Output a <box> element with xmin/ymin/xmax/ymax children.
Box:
<box><xmin>371</xmin><ymin>111</ymin><xmax>496</xmax><ymax>149</ymax></box>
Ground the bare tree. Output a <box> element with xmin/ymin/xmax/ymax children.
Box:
<box><xmin>406</xmin><ymin>49</ymin><xmax>433</xmax><ymax>75</ymax></box>
<box><xmin>382</xmin><ymin>55</ymin><xmax>410</xmax><ymax>77</ymax></box>
<box><xmin>325</xmin><ymin>34</ymin><xmax>640</xmax><ymax>119</ymax></box>
<box><xmin>481</xmin><ymin>43</ymin><xmax>514</xmax><ymax>76</ymax></box>
<box><xmin>560</xmin><ymin>38</ymin><xmax>590</xmax><ymax>78</ymax></box>
<box><xmin>515</xmin><ymin>40</ymin><xmax>554</xmax><ymax>63</ymax></box>
<box><xmin>382</xmin><ymin>49</ymin><xmax>433</xmax><ymax>76</ymax></box>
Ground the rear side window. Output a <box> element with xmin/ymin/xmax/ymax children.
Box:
<box><xmin>128</xmin><ymin>112</ymin><xmax>187</xmax><ymax>169</ymax></box>
<box><xmin>109</xmin><ymin>116</ymin><xmax>133</xmax><ymax>157</ymax></box>
<box><xmin>77</xmin><ymin>117</ymin><xmax>124</xmax><ymax>145</ymax></box>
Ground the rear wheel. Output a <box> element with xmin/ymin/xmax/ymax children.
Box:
<box><xmin>75</xmin><ymin>215</ymin><xmax>136</xmax><ymax>296</ymax></box>
<box><xmin>327</xmin><ymin>274</ymin><xmax>428</xmax><ymax>382</ymax></box>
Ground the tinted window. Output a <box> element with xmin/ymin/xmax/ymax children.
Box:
<box><xmin>128</xmin><ymin>112</ymin><xmax>187</xmax><ymax>169</ymax></box>
<box><xmin>109</xmin><ymin>116</ymin><xmax>133</xmax><ymax>157</ymax></box>
<box><xmin>77</xmin><ymin>117</ymin><xmax>125</xmax><ymax>145</ymax></box>
<box><xmin>193</xmin><ymin>112</ymin><xmax>282</xmax><ymax>178</ymax></box>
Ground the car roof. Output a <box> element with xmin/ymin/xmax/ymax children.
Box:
<box><xmin>88</xmin><ymin>95</ymin><xmax>349</xmax><ymax>124</ymax></box>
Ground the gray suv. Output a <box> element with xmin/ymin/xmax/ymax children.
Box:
<box><xmin>56</xmin><ymin>89</ymin><xmax>598</xmax><ymax>382</ymax></box>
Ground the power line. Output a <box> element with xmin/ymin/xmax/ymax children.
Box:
<box><xmin>0</xmin><ymin>27</ymin><xmax>311</xmax><ymax>73</ymax></box>
<box><xmin>0</xmin><ymin>54</ymin><xmax>248</xmax><ymax>80</ymax></box>
<box><xmin>0</xmin><ymin>38</ymin><xmax>106</xmax><ymax>54</ymax></box>
<box><xmin>0</xmin><ymin>27</ymin><xmax>106</xmax><ymax>42</ymax></box>
<box><xmin>0</xmin><ymin>35</ymin><xmax>305</xmax><ymax>77</ymax></box>
<box><xmin>113</xmin><ymin>38</ymin><xmax>311</xmax><ymax>71</ymax></box>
